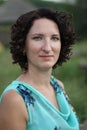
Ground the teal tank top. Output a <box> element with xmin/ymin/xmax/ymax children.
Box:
<box><xmin>0</xmin><ymin>76</ymin><xmax>79</xmax><ymax>130</ymax></box>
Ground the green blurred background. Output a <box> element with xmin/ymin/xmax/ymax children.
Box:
<box><xmin>0</xmin><ymin>0</ymin><xmax>87</xmax><ymax>124</ymax></box>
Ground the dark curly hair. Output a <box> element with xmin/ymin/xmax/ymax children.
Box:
<box><xmin>10</xmin><ymin>7</ymin><xmax>76</xmax><ymax>70</ymax></box>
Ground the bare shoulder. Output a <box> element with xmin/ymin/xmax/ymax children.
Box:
<box><xmin>1</xmin><ymin>90</ymin><xmax>27</xmax><ymax>110</ymax></box>
<box><xmin>0</xmin><ymin>90</ymin><xmax>28</xmax><ymax>130</ymax></box>
<box><xmin>57</xmin><ymin>79</ymin><xmax>64</xmax><ymax>89</ymax></box>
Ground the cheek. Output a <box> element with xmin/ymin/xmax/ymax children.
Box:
<box><xmin>26</xmin><ymin>45</ymin><xmax>40</xmax><ymax>59</ymax></box>
<box><xmin>54</xmin><ymin>43</ymin><xmax>61</xmax><ymax>54</ymax></box>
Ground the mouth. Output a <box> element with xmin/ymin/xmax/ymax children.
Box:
<box><xmin>39</xmin><ymin>55</ymin><xmax>53</xmax><ymax>60</ymax></box>
<box><xmin>39</xmin><ymin>55</ymin><xmax>53</xmax><ymax>57</ymax></box>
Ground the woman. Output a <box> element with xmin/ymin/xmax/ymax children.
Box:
<box><xmin>0</xmin><ymin>8</ymin><xmax>79</xmax><ymax>130</ymax></box>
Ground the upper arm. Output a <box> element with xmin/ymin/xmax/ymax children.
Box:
<box><xmin>0</xmin><ymin>90</ymin><xmax>28</xmax><ymax>130</ymax></box>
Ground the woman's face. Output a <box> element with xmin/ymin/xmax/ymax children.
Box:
<box><xmin>25</xmin><ymin>18</ymin><xmax>61</xmax><ymax>71</ymax></box>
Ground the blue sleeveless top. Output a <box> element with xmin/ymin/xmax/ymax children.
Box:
<box><xmin>0</xmin><ymin>76</ymin><xmax>79</xmax><ymax>130</ymax></box>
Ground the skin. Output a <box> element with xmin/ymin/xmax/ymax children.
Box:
<box><xmin>25</xmin><ymin>18</ymin><xmax>61</xmax><ymax>72</ymax></box>
<box><xmin>0</xmin><ymin>18</ymin><xmax>64</xmax><ymax>130</ymax></box>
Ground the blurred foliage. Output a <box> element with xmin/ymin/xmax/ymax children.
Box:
<box><xmin>76</xmin><ymin>0</ymin><xmax>87</xmax><ymax>8</ymax></box>
<box><xmin>0</xmin><ymin>24</ymin><xmax>11</xmax><ymax>32</ymax></box>
<box><xmin>0</xmin><ymin>1</ymin><xmax>4</xmax><ymax>5</ymax></box>
<box><xmin>0</xmin><ymin>0</ymin><xmax>6</xmax><ymax>6</ymax></box>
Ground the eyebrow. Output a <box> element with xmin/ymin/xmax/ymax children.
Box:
<box><xmin>29</xmin><ymin>33</ymin><xmax>60</xmax><ymax>37</ymax></box>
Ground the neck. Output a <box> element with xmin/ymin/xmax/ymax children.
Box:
<box><xmin>24</xmin><ymin>66</ymin><xmax>52</xmax><ymax>88</ymax></box>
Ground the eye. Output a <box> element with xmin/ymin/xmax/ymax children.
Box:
<box><xmin>51</xmin><ymin>36</ymin><xmax>60</xmax><ymax>41</ymax></box>
<box><xmin>32</xmin><ymin>36</ymin><xmax>42</xmax><ymax>41</ymax></box>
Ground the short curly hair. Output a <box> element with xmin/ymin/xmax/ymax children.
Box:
<box><xmin>10</xmin><ymin>7</ymin><xmax>76</xmax><ymax>70</ymax></box>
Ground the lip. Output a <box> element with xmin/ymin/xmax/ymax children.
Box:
<box><xmin>39</xmin><ymin>55</ymin><xmax>53</xmax><ymax>57</ymax></box>
<box><xmin>39</xmin><ymin>55</ymin><xmax>53</xmax><ymax>61</ymax></box>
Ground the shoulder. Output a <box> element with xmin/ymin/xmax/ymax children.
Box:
<box><xmin>0</xmin><ymin>90</ymin><xmax>28</xmax><ymax>122</ymax></box>
<box><xmin>57</xmin><ymin>79</ymin><xmax>64</xmax><ymax>90</ymax></box>
<box><xmin>51</xmin><ymin>76</ymin><xmax>64</xmax><ymax>89</ymax></box>
<box><xmin>1</xmin><ymin>90</ymin><xmax>24</xmax><ymax>106</ymax></box>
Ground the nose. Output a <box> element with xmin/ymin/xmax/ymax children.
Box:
<box><xmin>42</xmin><ymin>39</ymin><xmax>51</xmax><ymax>53</ymax></box>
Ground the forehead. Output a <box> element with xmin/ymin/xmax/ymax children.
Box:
<box><xmin>29</xmin><ymin>18</ymin><xmax>59</xmax><ymax>34</ymax></box>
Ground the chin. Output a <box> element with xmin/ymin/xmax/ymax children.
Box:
<box><xmin>40</xmin><ymin>64</ymin><xmax>54</xmax><ymax>70</ymax></box>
